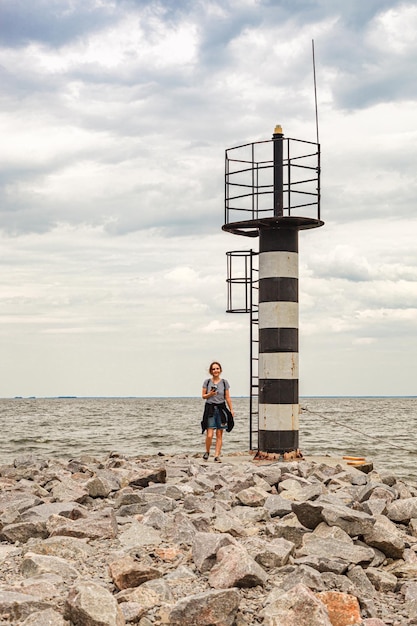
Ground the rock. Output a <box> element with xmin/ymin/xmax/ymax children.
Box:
<box><xmin>85</xmin><ymin>475</ymin><xmax>114</xmax><ymax>498</ymax></box>
<box><xmin>51</xmin><ymin>477</ymin><xmax>89</xmax><ymax>503</ymax></box>
<box><xmin>363</xmin><ymin>513</ymin><xmax>405</xmax><ymax>559</ymax></box>
<box><xmin>235</xmin><ymin>486</ymin><xmax>268</xmax><ymax>507</ymax></box>
<box><xmin>192</xmin><ymin>532</ymin><xmax>237</xmax><ymax>572</ymax></box>
<box><xmin>208</xmin><ymin>544</ymin><xmax>267</xmax><ymax>589</ymax></box>
<box><xmin>299</xmin><ymin>533</ymin><xmax>374</xmax><ymax>566</ymax></box>
<box><xmin>118</xmin><ymin>520</ymin><xmax>162</xmax><ymax>549</ymax></box>
<box><xmin>127</xmin><ymin>466</ymin><xmax>166</xmax><ymax>487</ymax></box>
<box><xmin>168</xmin><ymin>588</ymin><xmax>240</xmax><ymax>626</ymax></box>
<box><xmin>0</xmin><ymin>590</ymin><xmax>51</xmax><ymax>622</ymax></box>
<box><xmin>320</xmin><ymin>502</ymin><xmax>375</xmax><ymax>537</ymax></box>
<box><xmin>20</xmin><ymin>607</ymin><xmax>65</xmax><ymax>625</ymax></box>
<box><xmin>262</xmin><ymin>583</ymin><xmax>332</xmax><ymax>625</ymax></box>
<box><xmin>65</xmin><ymin>581</ymin><xmax>125</xmax><ymax>625</ymax></box>
<box><xmin>1</xmin><ymin>520</ymin><xmax>48</xmax><ymax>543</ymax></box>
<box><xmin>365</xmin><ymin>567</ymin><xmax>398</xmax><ymax>592</ymax></box>
<box><xmin>386</xmin><ymin>497</ymin><xmax>417</xmax><ymax>523</ymax></box>
<box><xmin>265</xmin><ymin>512</ymin><xmax>309</xmax><ymax>547</ymax></box>
<box><xmin>291</xmin><ymin>500</ymin><xmax>324</xmax><ymax>529</ymax></box>
<box><xmin>264</xmin><ymin>494</ymin><xmax>293</xmax><ymax>518</ymax></box>
<box><xmin>21</xmin><ymin>552</ymin><xmax>79</xmax><ymax>580</ymax></box>
<box><xmin>47</xmin><ymin>508</ymin><xmax>118</xmax><ymax>539</ymax></box>
<box><xmin>21</xmin><ymin>501</ymin><xmax>86</xmax><ymax>522</ymax></box>
<box><xmin>245</xmin><ymin>537</ymin><xmax>294</xmax><ymax>569</ymax></box>
<box><xmin>116</xmin><ymin>577</ymin><xmax>174</xmax><ymax>607</ymax></box>
<box><xmin>109</xmin><ymin>555</ymin><xmax>161</xmax><ymax>590</ymax></box>
<box><xmin>316</xmin><ymin>590</ymin><xmax>362</xmax><ymax>626</ymax></box>
<box><xmin>346</xmin><ymin>564</ymin><xmax>377</xmax><ymax>597</ymax></box>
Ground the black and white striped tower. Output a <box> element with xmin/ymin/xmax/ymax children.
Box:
<box><xmin>224</xmin><ymin>124</ymin><xmax>323</xmax><ymax>456</ymax></box>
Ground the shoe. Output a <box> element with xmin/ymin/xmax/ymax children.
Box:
<box><xmin>203</xmin><ymin>452</ymin><xmax>209</xmax><ymax>460</ymax></box>
<box><xmin>214</xmin><ymin>456</ymin><xmax>221</xmax><ymax>462</ymax></box>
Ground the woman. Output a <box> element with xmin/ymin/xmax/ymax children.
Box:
<box><xmin>201</xmin><ymin>361</ymin><xmax>234</xmax><ymax>462</ymax></box>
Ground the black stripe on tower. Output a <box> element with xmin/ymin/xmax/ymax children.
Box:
<box><xmin>259</xmin><ymin>430</ymin><xmax>299</xmax><ymax>452</ymax></box>
<box><xmin>259</xmin><ymin>328</ymin><xmax>298</xmax><ymax>352</ymax></box>
<box><xmin>259</xmin><ymin>379</ymin><xmax>299</xmax><ymax>404</ymax></box>
<box><xmin>259</xmin><ymin>277</ymin><xmax>298</xmax><ymax>303</ymax></box>
<box><xmin>259</xmin><ymin>228</ymin><xmax>298</xmax><ymax>253</ymax></box>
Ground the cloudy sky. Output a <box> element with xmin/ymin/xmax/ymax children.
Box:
<box><xmin>0</xmin><ymin>0</ymin><xmax>416</xmax><ymax>398</ymax></box>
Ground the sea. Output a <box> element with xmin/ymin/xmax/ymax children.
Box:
<box><xmin>1</xmin><ymin>396</ymin><xmax>416</xmax><ymax>482</ymax></box>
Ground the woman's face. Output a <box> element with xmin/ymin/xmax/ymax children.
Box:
<box><xmin>211</xmin><ymin>363</ymin><xmax>221</xmax><ymax>375</ymax></box>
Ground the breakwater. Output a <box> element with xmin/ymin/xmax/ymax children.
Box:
<box><xmin>1</xmin><ymin>451</ymin><xmax>417</xmax><ymax>624</ymax></box>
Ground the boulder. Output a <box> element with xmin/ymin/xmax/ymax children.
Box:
<box><xmin>208</xmin><ymin>544</ymin><xmax>267</xmax><ymax>589</ymax></box>
<box><xmin>168</xmin><ymin>588</ymin><xmax>240</xmax><ymax>626</ymax></box>
<box><xmin>316</xmin><ymin>590</ymin><xmax>361</xmax><ymax>626</ymax></box>
<box><xmin>109</xmin><ymin>555</ymin><xmax>161</xmax><ymax>590</ymax></box>
<box><xmin>65</xmin><ymin>581</ymin><xmax>125</xmax><ymax>626</ymax></box>
<box><xmin>262</xmin><ymin>583</ymin><xmax>332</xmax><ymax>626</ymax></box>
<box><xmin>192</xmin><ymin>531</ymin><xmax>236</xmax><ymax>572</ymax></box>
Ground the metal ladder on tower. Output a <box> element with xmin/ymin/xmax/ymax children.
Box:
<box><xmin>249</xmin><ymin>253</ymin><xmax>259</xmax><ymax>451</ymax></box>
<box><xmin>225</xmin><ymin>249</ymin><xmax>259</xmax><ymax>451</ymax></box>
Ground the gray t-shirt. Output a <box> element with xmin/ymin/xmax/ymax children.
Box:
<box><xmin>203</xmin><ymin>378</ymin><xmax>230</xmax><ymax>405</ymax></box>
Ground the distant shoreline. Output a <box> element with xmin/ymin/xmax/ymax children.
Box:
<box><xmin>4</xmin><ymin>395</ymin><xmax>417</xmax><ymax>400</ymax></box>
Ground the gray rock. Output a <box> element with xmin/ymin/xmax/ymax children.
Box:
<box><xmin>109</xmin><ymin>555</ymin><xmax>161</xmax><ymax>590</ymax></box>
<box><xmin>20</xmin><ymin>608</ymin><xmax>66</xmax><ymax>625</ymax></box>
<box><xmin>231</xmin><ymin>505</ymin><xmax>270</xmax><ymax>524</ymax></box>
<box><xmin>26</xmin><ymin>535</ymin><xmax>94</xmax><ymax>559</ymax></box>
<box><xmin>320</xmin><ymin>502</ymin><xmax>375</xmax><ymax>537</ymax></box>
<box><xmin>363</xmin><ymin>513</ymin><xmax>405</xmax><ymax>559</ymax></box>
<box><xmin>168</xmin><ymin>588</ymin><xmax>240</xmax><ymax>626</ymax></box>
<box><xmin>0</xmin><ymin>591</ymin><xmax>51</xmax><ymax>622</ymax></box>
<box><xmin>386</xmin><ymin>497</ymin><xmax>417</xmax><ymax>523</ymax></box>
<box><xmin>65</xmin><ymin>581</ymin><xmax>125</xmax><ymax>625</ymax></box>
<box><xmin>118</xmin><ymin>520</ymin><xmax>162</xmax><ymax>548</ymax></box>
<box><xmin>265</xmin><ymin>512</ymin><xmax>310</xmax><ymax>547</ymax></box>
<box><xmin>291</xmin><ymin>500</ymin><xmax>324</xmax><ymax>529</ymax></box>
<box><xmin>141</xmin><ymin>505</ymin><xmax>168</xmax><ymax>530</ymax></box>
<box><xmin>21</xmin><ymin>501</ymin><xmax>86</xmax><ymax>522</ymax></box>
<box><xmin>51</xmin><ymin>477</ymin><xmax>89</xmax><ymax>503</ymax></box>
<box><xmin>264</xmin><ymin>494</ymin><xmax>293</xmax><ymax>518</ymax></box>
<box><xmin>208</xmin><ymin>544</ymin><xmax>267</xmax><ymax>589</ymax></box>
<box><xmin>192</xmin><ymin>531</ymin><xmax>236</xmax><ymax>572</ymax></box>
<box><xmin>21</xmin><ymin>552</ymin><xmax>79</xmax><ymax>579</ymax></box>
<box><xmin>346</xmin><ymin>564</ymin><xmax>377</xmax><ymax>597</ymax></box>
<box><xmin>293</xmin><ymin>555</ymin><xmax>348</xmax><ymax>575</ymax></box>
<box><xmin>236</xmin><ymin>486</ymin><xmax>268</xmax><ymax>507</ymax></box>
<box><xmin>1</xmin><ymin>520</ymin><xmax>49</xmax><ymax>543</ymax></box>
<box><xmin>47</xmin><ymin>508</ymin><xmax>118</xmax><ymax>540</ymax></box>
<box><xmin>85</xmin><ymin>475</ymin><xmax>114</xmax><ymax>498</ymax></box>
<box><xmin>245</xmin><ymin>537</ymin><xmax>294</xmax><ymax>569</ymax></box>
<box><xmin>366</xmin><ymin>567</ymin><xmax>398</xmax><ymax>592</ymax></box>
<box><xmin>262</xmin><ymin>582</ymin><xmax>332</xmax><ymax>625</ymax></box>
<box><xmin>127</xmin><ymin>466</ymin><xmax>166</xmax><ymax>487</ymax></box>
<box><xmin>299</xmin><ymin>534</ymin><xmax>374</xmax><ymax>565</ymax></box>
<box><xmin>117</xmin><ymin>577</ymin><xmax>174</xmax><ymax>607</ymax></box>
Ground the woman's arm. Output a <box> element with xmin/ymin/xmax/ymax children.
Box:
<box><xmin>225</xmin><ymin>388</ymin><xmax>234</xmax><ymax>416</ymax></box>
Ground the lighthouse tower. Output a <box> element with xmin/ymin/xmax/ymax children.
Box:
<box><xmin>223</xmin><ymin>125</ymin><xmax>323</xmax><ymax>456</ymax></box>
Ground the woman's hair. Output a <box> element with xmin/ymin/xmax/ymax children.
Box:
<box><xmin>209</xmin><ymin>361</ymin><xmax>222</xmax><ymax>374</ymax></box>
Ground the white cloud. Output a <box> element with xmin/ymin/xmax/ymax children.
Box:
<box><xmin>0</xmin><ymin>0</ymin><xmax>416</xmax><ymax>397</ymax></box>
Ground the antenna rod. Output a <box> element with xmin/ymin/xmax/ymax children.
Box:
<box><xmin>312</xmin><ymin>39</ymin><xmax>320</xmax><ymax>145</ymax></box>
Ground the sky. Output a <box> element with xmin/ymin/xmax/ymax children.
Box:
<box><xmin>0</xmin><ymin>0</ymin><xmax>416</xmax><ymax>398</ymax></box>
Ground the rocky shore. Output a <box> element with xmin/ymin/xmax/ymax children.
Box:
<box><xmin>1</xmin><ymin>451</ymin><xmax>417</xmax><ymax>625</ymax></box>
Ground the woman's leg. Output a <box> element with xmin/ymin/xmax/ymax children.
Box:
<box><xmin>214</xmin><ymin>428</ymin><xmax>223</xmax><ymax>457</ymax></box>
<box><xmin>205</xmin><ymin>428</ymin><xmax>214</xmax><ymax>453</ymax></box>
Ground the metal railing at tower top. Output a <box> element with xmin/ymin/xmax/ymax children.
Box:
<box><xmin>224</xmin><ymin>136</ymin><xmax>321</xmax><ymax>233</ymax></box>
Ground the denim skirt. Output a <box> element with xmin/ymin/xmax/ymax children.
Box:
<box><xmin>207</xmin><ymin>406</ymin><xmax>227</xmax><ymax>430</ymax></box>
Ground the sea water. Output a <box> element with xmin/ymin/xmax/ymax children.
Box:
<box><xmin>1</xmin><ymin>396</ymin><xmax>416</xmax><ymax>481</ymax></box>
